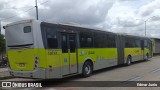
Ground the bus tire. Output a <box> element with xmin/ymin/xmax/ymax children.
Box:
<box><xmin>126</xmin><ymin>56</ymin><xmax>131</xmax><ymax>66</ymax></box>
<box><xmin>82</xmin><ymin>61</ymin><xmax>93</xmax><ymax>77</ymax></box>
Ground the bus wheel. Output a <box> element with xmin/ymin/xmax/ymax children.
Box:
<box><xmin>82</xmin><ymin>61</ymin><xmax>93</xmax><ymax>77</ymax></box>
<box><xmin>126</xmin><ymin>56</ymin><xmax>131</xmax><ymax>65</ymax></box>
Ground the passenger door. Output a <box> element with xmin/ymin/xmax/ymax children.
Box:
<box><xmin>61</xmin><ymin>33</ymin><xmax>77</xmax><ymax>75</ymax></box>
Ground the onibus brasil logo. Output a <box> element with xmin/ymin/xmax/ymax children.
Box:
<box><xmin>2</xmin><ymin>82</ymin><xmax>42</xmax><ymax>88</ymax></box>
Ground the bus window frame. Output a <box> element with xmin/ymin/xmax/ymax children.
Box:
<box><xmin>40</xmin><ymin>22</ymin><xmax>59</xmax><ymax>49</ymax></box>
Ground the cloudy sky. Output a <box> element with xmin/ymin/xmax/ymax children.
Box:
<box><xmin>0</xmin><ymin>0</ymin><xmax>160</xmax><ymax>38</ymax></box>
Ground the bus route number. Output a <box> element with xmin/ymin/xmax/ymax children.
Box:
<box><xmin>48</xmin><ymin>51</ymin><xmax>57</xmax><ymax>55</ymax></box>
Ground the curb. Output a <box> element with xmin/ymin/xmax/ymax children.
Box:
<box><xmin>0</xmin><ymin>71</ymin><xmax>8</xmax><ymax>73</ymax></box>
<box><xmin>0</xmin><ymin>76</ymin><xmax>14</xmax><ymax>80</ymax></box>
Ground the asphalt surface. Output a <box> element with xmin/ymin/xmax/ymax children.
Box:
<box><xmin>0</xmin><ymin>68</ymin><xmax>9</xmax><ymax>78</ymax></box>
<box><xmin>1</xmin><ymin>56</ymin><xmax>160</xmax><ymax>90</ymax></box>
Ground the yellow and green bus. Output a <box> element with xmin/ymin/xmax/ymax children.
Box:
<box><xmin>5</xmin><ymin>19</ymin><xmax>152</xmax><ymax>79</ymax></box>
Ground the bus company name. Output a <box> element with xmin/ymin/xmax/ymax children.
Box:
<box><xmin>48</xmin><ymin>50</ymin><xmax>58</xmax><ymax>55</ymax></box>
<box><xmin>134</xmin><ymin>50</ymin><xmax>139</xmax><ymax>53</ymax></box>
<box><xmin>80</xmin><ymin>51</ymin><xmax>95</xmax><ymax>56</ymax></box>
<box><xmin>88</xmin><ymin>51</ymin><xmax>95</xmax><ymax>54</ymax></box>
<box><xmin>11</xmin><ymin>82</ymin><xmax>42</xmax><ymax>88</ymax></box>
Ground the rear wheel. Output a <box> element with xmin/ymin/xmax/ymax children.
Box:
<box><xmin>82</xmin><ymin>61</ymin><xmax>93</xmax><ymax>77</ymax></box>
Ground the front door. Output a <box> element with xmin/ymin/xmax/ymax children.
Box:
<box><xmin>61</xmin><ymin>33</ymin><xmax>77</xmax><ymax>75</ymax></box>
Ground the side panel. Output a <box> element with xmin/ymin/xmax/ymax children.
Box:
<box><xmin>124</xmin><ymin>36</ymin><xmax>144</xmax><ymax>62</ymax></box>
<box><xmin>40</xmin><ymin>23</ymin><xmax>79</xmax><ymax>78</ymax></box>
<box><xmin>45</xmin><ymin>49</ymin><xmax>62</xmax><ymax>78</ymax></box>
<box><xmin>78</xmin><ymin>48</ymin><xmax>118</xmax><ymax>71</ymax></box>
<box><xmin>124</xmin><ymin>48</ymin><xmax>143</xmax><ymax>62</ymax></box>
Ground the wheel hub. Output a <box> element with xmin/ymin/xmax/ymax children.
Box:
<box><xmin>85</xmin><ymin>65</ymin><xmax>91</xmax><ymax>74</ymax></box>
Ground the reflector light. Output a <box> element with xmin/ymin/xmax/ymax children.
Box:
<box><xmin>35</xmin><ymin>60</ymin><xmax>38</xmax><ymax>64</ymax></box>
<box><xmin>34</xmin><ymin>56</ymin><xmax>39</xmax><ymax>69</ymax></box>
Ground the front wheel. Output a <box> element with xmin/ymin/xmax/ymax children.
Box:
<box><xmin>82</xmin><ymin>61</ymin><xmax>93</xmax><ymax>77</ymax></box>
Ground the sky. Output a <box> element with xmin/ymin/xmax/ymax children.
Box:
<box><xmin>0</xmin><ymin>0</ymin><xmax>160</xmax><ymax>38</ymax></box>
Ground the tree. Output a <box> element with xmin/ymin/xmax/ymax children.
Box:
<box><xmin>0</xmin><ymin>34</ymin><xmax>5</xmax><ymax>53</ymax></box>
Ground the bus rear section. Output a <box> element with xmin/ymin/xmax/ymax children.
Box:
<box><xmin>5</xmin><ymin>20</ymin><xmax>46</xmax><ymax>79</ymax></box>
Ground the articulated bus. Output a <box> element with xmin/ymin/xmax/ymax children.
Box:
<box><xmin>5</xmin><ymin>19</ymin><xmax>152</xmax><ymax>79</ymax></box>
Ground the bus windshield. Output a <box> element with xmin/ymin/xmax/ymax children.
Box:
<box><xmin>5</xmin><ymin>23</ymin><xmax>33</xmax><ymax>47</ymax></box>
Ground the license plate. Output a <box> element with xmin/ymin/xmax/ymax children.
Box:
<box><xmin>19</xmin><ymin>63</ymin><xmax>25</xmax><ymax>67</ymax></box>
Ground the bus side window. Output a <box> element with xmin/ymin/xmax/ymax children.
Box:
<box><xmin>135</xmin><ymin>39</ymin><xmax>141</xmax><ymax>47</ymax></box>
<box><xmin>61</xmin><ymin>34</ymin><xmax>68</xmax><ymax>53</ymax></box>
<box><xmin>141</xmin><ymin>40</ymin><xmax>144</xmax><ymax>50</ymax></box>
<box><xmin>125</xmin><ymin>37</ymin><xmax>136</xmax><ymax>48</ymax></box>
<box><xmin>69</xmin><ymin>34</ymin><xmax>76</xmax><ymax>53</ymax></box>
<box><xmin>46</xmin><ymin>27</ymin><xmax>58</xmax><ymax>48</ymax></box>
<box><xmin>107</xmin><ymin>34</ymin><xmax>116</xmax><ymax>48</ymax></box>
<box><xmin>24</xmin><ymin>26</ymin><xmax>31</xmax><ymax>33</ymax></box>
<box><xmin>94</xmin><ymin>33</ymin><xmax>106</xmax><ymax>48</ymax></box>
<box><xmin>144</xmin><ymin>40</ymin><xmax>148</xmax><ymax>48</ymax></box>
<box><xmin>80</xmin><ymin>32</ymin><xmax>93</xmax><ymax>48</ymax></box>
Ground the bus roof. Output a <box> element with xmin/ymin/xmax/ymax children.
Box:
<box><xmin>151</xmin><ymin>37</ymin><xmax>160</xmax><ymax>39</ymax></box>
<box><xmin>6</xmin><ymin>19</ymin><xmax>35</xmax><ymax>27</ymax></box>
<box><xmin>5</xmin><ymin>19</ymin><xmax>151</xmax><ymax>39</ymax></box>
<box><xmin>42</xmin><ymin>21</ymin><xmax>115</xmax><ymax>34</ymax></box>
<box><xmin>116</xmin><ymin>32</ymin><xmax>151</xmax><ymax>39</ymax></box>
<box><xmin>6</xmin><ymin>19</ymin><xmax>113</xmax><ymax>33</ymax></box>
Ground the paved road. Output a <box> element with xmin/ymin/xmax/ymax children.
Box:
<box><xmin>0</xmin><ymin>68</ymin><xmax>8</xmax><ymax>72</ymax></box>
<box><xmin>1</xmin><ymin>56</ymin><xmax>160</xmax><ymax>90</ymax></box>
<box><xmin>0</xmin><ymin>68</ymin><xmax>9</xmax><ymax>78</ymax></box>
